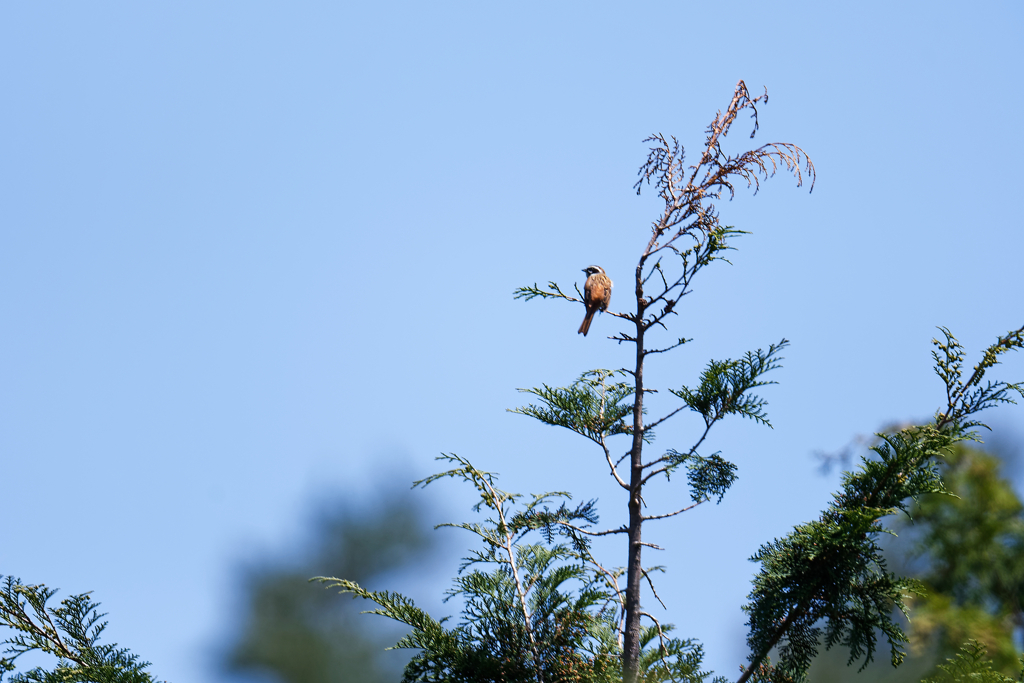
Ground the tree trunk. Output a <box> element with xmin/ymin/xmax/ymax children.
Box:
<box><xmin>622</xmin><ymin>289</ymin><xmax>646</xmax><ymax>683</ymax></box>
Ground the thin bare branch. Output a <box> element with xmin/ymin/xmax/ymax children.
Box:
<box><xmin>639</xmin><ymin>423</ymin><xmax>713</xmax><ymax>484</ymax></box>
<box><xmin>640</xmin><ymin>500</ymin><xmax>704</xmax><ymax>522</ymax></box>
<box><xmin>640</xmin><ymin>569</ymin><xmax>667</xmax><ymax>610</ymax></box>
<box><xmin>643</xmin><ymin>404</ymin><xmax>689</xmax><ymax>433</ymax></box>
<box><xmin>639</xmin><ymin>611</ymin><xmax>669</xmax><ymax>656</ymax></box>
<box><xmin>602</xmin><ymin>441</ymin><xmax>631</xmax><ymax>490</ymax></box>
<box><xmin>644</xmin><ymin>337</ymin><xmax>690</xmax><ymax>356</ymax></box>
<box><xmin>556</xmin><ymin>521</ymin><xmax>629</xmax><ymax>537</ymax></box>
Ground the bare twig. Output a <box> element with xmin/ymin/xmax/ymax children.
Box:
<box><xmin>640</xmin><ymin>569</ymin><xmax>667</xmax><ymax>610</ymax></box>
<box><xmin>602</xmin><ymin>441</ymin><xmax>631</xmax><ymax>490</ymax></box>
<box><xmin>557</xmin><ymin>521</ymin><xmax>629</xmax><ymax>537</ymax></box>
<box><xmin>641</xmin><ymin>501</ymin><xmax>704</xmax><ymax>522</ymax></box>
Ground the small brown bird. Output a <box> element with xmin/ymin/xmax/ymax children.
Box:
<box><xmin>578</xmin><ymin>265</ymin><xmax>612</xmax><ymax>336</ymax></box>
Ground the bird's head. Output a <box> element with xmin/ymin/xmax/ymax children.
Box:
<box><xmin>582</xmin><ymin>265</ymin><xmax>605</xmax><ymax>276</ymax></box>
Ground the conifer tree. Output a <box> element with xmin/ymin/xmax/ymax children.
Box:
<box><xmin>318</xmin><ymin>81</ymin><xmax>1024</xmax><ymax>682</ymax></box>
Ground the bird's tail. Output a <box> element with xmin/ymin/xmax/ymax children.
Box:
<box><xmin>578</xmin><ymin>310</ymin><xmax>595</xmax><ymax>336</ymax></box>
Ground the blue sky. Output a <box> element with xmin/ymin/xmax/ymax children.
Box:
<box><xmin>2</xmin><ymin>2</ymin><xmax>1023</xmax><ymax>681</ymax></box>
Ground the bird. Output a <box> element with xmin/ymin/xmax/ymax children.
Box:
<box><xmin>578</xmin><ymin>265</ymin><xmax>612</xmax><ymax>336</ymax></box>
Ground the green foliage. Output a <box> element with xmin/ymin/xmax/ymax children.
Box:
<box><xmin>514</xmin><ymin>281</ymin><xmax>578</xmax><ymax>304</ymax></box>
<box><xmin>511</xmin><ymin>342</ymin><xmax>787</xmax><ymax>506</ymax></box>
<box><xmin>511</xmin><ymin>370</ymin><xmax>638</xmax><ymax>444</ymax></box>
<box><xmin>677</xmin><ymin>453</ymin><xmax>738</xmax><ymax>504</ymax></box>
<box><xmin>740</xmin><ymin>328</ymin><xmax>1024</xmax><ymax>683</ymax></box>
<box><xmin>933</xmin><ymin>327</ymin><xmax>1024</xmax><ymax>430</ymax></box>
<box><xmin>0</xmin><ymin>577</ymin><xmax>158</xmax><ymax>683</ymax></box>
<box><xmin>670</xmin><ymin>340</ymin><xmax>788</xmax><ymax>429</ymax></box>
<box><xmin>317</xmin><ymin>455</ymin><xmax>721</xmax><ymax>683</ymax></box>
<box><xmin>921</xmin><ymin>640</ymin><xmax>1024</xmax><ymax>683</ymax></box>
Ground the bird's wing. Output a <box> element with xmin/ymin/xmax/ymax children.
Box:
<box><xmin>591</xmin><ymin>277</ymin><xmax>610</xmax><ymax>309</ymax></box>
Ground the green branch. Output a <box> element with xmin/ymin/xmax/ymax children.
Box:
<box><xmin>738</xmin><ymin>327</ymin><xmax>1024</xmax><ymax>683</ymax></box>
<box><xmin>0</xmin><ymin>577</ymin><xmax>159</xmax><ymax>683</ymax></box>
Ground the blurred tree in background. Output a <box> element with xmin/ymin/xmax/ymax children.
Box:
<box><xmin>904</xmin><ymin>440</ymin><xmax>1024</xmax><ymax>675</ymax></box>
<box><xmin>808</xmin><ymin>438</ymin><xmax>1024</xmax><ymax>682</ymax></box>
<box><xmin>221</xmin><ymin>482</ymin><xmax>439</xmax><ymax>683</ymax></box>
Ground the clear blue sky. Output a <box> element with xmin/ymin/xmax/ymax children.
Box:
<box><xmin>2</xmin><ymin>2</ymin><xmax>1022</xmax><ymax>681</ymax></box>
